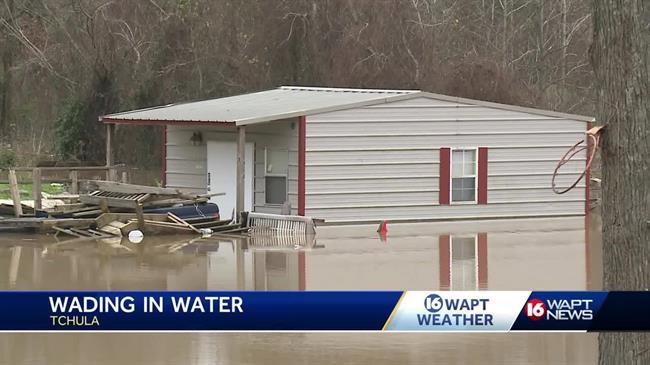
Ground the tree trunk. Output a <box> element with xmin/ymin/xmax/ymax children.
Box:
<box><xmin>591</xmin><ymin>0</ymin><xmax>650</xmax><ymax>364</ymax></box>
<box><xmin>0</xmin><ymin>0</ymin><xmax>14</xmax><ymax>137</ymax></box>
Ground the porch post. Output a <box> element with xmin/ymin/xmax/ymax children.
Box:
<box><xmin>236</xmin><ymin>125</ymin><xmax>246</xmax><ymax>218</ymax></box>
<box><xmin>105</xmin><ymin>123</ymin><xmax>114</xmax><ymax>180</ymax></box>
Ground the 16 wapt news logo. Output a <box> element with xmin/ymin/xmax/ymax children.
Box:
<box><xmin>524</xmin><ymin>298</ymin><xmax>594</xmax><ymax>321</ymax></box>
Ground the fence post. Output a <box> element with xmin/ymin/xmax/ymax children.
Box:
<box><xmin>69</xmin><ymin>170</ymin><xmax>78</xmax><ymax>194</ymax></box>
<box><xmin>32</xmin><ymin>168</ymin><xmax>42</xmax><ymax>210</ymax></box>
<box><xmin>8</xmin><ymin>169</ymin><xmax>22</xmax><ymax>217</ymax></box>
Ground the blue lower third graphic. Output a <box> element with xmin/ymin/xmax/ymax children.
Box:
<box><xmin>0</xmin><ymin>291</ymin><xmax>402</xmax><ymax>331</ymax></box>
<box><xmin>1</xmin><ymin>291</ymin><xmax>650</xmax><ymax>331</ymax></box>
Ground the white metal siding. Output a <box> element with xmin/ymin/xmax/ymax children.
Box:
<box><xmin>166</xmin><ymin>119</ymin><xmax>299</xmax><ymax>214</ymax></box>
<box><xmin>305</xmin><ymin>97</ymin><xmax>588</xmax><ymax>222</ymax></box>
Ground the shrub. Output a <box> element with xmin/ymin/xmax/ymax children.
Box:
<box><xmin>0</xmin><ymin>148</ymin><xmax>16</xmax><ymax>169</ymax></box>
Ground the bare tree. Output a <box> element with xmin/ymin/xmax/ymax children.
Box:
<box><xmin>591</xmin><ymin>0</ymin><xmax>650</xmax><ymax>363</ymax></box>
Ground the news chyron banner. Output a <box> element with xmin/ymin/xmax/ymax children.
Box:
<box><xmin>0</xmin><ymin>291</ymin><xmax>647</xmax><ymax>331</ymax></box>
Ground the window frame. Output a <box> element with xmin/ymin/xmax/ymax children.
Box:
<box><xmin>263</xmin><ymin>147</ymin><xmax>288</xmax><ymax>206</ymax></box>
<box><xmin>450</xmin><ymin>147</ymin><xmax>478</xmax><ymax>204</ymax></box>
<box><xmin>449</xmin><ymin>234</ymin><xmax>479</xmax><ymax>291</ymax></box>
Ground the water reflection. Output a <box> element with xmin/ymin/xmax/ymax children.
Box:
<box><xmin>0</xmin><ymin>215</ymin><xmax>600</xmax><ymax>364</ymax></box>
<box><xmin>0</xmin><ymin>234</ymin><xmax>319</xmax><ymax>291</ymax></box>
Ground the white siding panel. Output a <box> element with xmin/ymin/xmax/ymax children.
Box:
<box><xmin>308</xmin><ymin>120</ymin><xmax>584</xmax><ymax>134</ymax></box>
<box><xmin>307</xmin><ymin>163</ymin><xmax>437</xmax><ymax>178</ymax></box>
<box><xmin>488</xmin><ymin>187</ymin><xmax>585</xmax><ymax>201</ymax></box>
<box><xmin>307</xmin><ymin>134</ymin><xmax>582</xmax><ymax>149</ymax></box>
<box><xmin>306</xmin><ymin>201</ymin><xmax>585</xmax><ymax>222</ymax></box>
<box><xmin>307</xmin><ymin>191</ymin><xmax>437</xmax><ymax>206</ymax></box>
<box><xmin>307</xmin><ymin>149</ymin><xmax>438</xmax><ymax>163</ymax></box>
<box><xmin>304</xmin><ymin>96</ymin><xmax>588</xmax><ymax>221</ymax></box>
<box><xmin>166</xmin><ymin>145</ymin><xmax>205</xmax><ymax>160</ymax></box>
<box><xmin>313</xmin><ymin>105</ymin><xmax>538</xmax><ymax>121</ymax></box>
<box><xmin>489</xmin><ymin>147</ymin><xmax>581</xmax><ymax>160</ymax></box>
<box><xmin>307</xmin><ymin>177</ymin><xmax>439</xmax><ymax>192</ymax></box>
<box><xmin>166</xmin><ymin>174</ymin><xmax>206</xmax><ymax>189</ymax></box>
<box><xmin>489</xmin><ymin>174</ymin><xmax>585</xmax><ymax>189</ymax></box>
<box><xmin>166</xmin><ymin>159</ymin><xmax>207</xmax><ymax>173</ymax></box>
<box><xmin>165</xmin><ymin>127</ymin><xmax>208</xmax><ymax>192</ymax></box>
<box><xmin>489</xmin><ymin>159</ymin><xmax>585</xmax><ymax>175</ymax></box>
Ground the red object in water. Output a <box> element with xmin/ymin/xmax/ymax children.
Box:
<box><xmin>377</xmin><ymin>220</ymin><xmax>388</xmax><ymax>235</ymax></box>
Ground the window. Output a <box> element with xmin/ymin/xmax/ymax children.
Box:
<box><xmin>451</xmin><ymin>149</ymin><xmax>476</xmax><ymax>202</ymax></box>
<box><xmin>451</xmin><ymin>236</ymin><xmax>477</xmax><ymax>290</ymax></box>
<box><xmin>264</xmin><ymin>148</ymin><xmax>288</xmax><ymax>205</ymax></box>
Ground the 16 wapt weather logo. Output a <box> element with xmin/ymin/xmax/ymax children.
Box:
<box><xmin>419</xmin><ymin>294</ymin><xmax>493</xmax><ymax>326</ymax></box>
<box><xmin>384</xmin><ymin>292</ymin><xmax>530</xmax><ymax>331</ymax></box>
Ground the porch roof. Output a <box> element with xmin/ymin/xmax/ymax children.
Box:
<box><xmin>100</xmin><ymin>86</ymin><xmax>419</xmax><ymax>126</ymax></box>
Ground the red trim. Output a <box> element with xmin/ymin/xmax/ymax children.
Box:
<box><xmin>477</xmin><ymin>233</ymin><xmax>488</xmax><ymax>290</ymax></box>
<box><xmin>584</xmin><ymin>122</ymin><xmax>593</xmax><ymax>289</ymax></box>
<box><xmin>298</xmin><ymin>116</ymin><xmax>306</xmax><ymax>216</ymax></box>
<box><xmin>439</xmin><ymin>234</ymin><xmax>450</xmax><ymax>290</ymax></box>
<box><xmin>477</xmin><ymin>147</ymin><xmax>488</xmax><ymax>204</ymax></box>
<box><xmin>585</xmin><ymin>214</ymin><xmax>591</xmax><ymax>289</ymax></box>
<box><xmin>439</xmin><ymin>148</ymin><xmax>450</xmax><ymax>205</ymax></box>
<box><xmin>585</xmin><ymin>121</ymin><xmax>593</xmax><ymax>217</ymax></box>
<box><xmin>298</xmin><ymin>251</ymin><xmax>306</xmax><ymax>290</ymax></box>
<box><xmin>161</xmin><ymin>125</ymin><xmax>167</xmax><ymax>187</ymax></box>
<box><xmin>102</xmin><ymin>118</ymin><xmax>235</xmax><ymax>127</ymax></box>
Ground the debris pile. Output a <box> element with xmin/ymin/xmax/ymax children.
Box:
<box><xmin>0</xmin><ymin>180</ymin><xmax>229</xmax><ymax>236</ymax></box>
<box><xmin>1</xmin><ymin>180</ymin><xmax>321</xmax><ymax>244</ymax></box>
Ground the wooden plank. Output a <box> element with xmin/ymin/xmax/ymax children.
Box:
<box><xmin>52</xmin><ymin>226</ymin><xmax>85</xmax><ymax>238</ymax></box>
<box><xmin>168</xmin><ymin>212</ymin><xmax>201</xmax><ymax>233</ymax></box>
<box><xmin>136</xmin><ymin>193</ymin><xmax>151</xmax><ymax>203</ymax></box>
<box><xmin>142</xmin><ymin>197</ymin><xmax>208</xmax><ymax>207</ymax></box>
<box><xmin>71</xmin><ymin>209</ymin><xmax>103</xmax><ymax>218</ymax></box>
<box><xmin>32</xmin><ymin>168</ymin><xmax>42</xmax><ymax>210</ymax></box>
<box><xmin>69</xmin><ymin>170</ymin><xmax>78</xmax><ymax>194</ymax></box>
<box><xmin>8</xmin><ymin>169</ymin><xmax>22</xmax><ymax>217</ymax></box>
<box><xmin>11</xmin><ymin>166</ymin><xmax>116</xmax><ymax>172</ymax></box>
<box><xmin>139</xmin><ymin>220</ymin><xmax>193</xmax><ymax>234</ymax></box>
<box><xmin>119</xmin><ymin>221</ymin><xmax>139</xmax><ymax>236</ymax></box>
<box><xmin>69</xmin><ymin>228</ymin><xmax>94</xmax><ymax>237</ymax></box>
<box><xmin>99</xmin><ymin>198</ymin><xmax>109</xmax><ymax>213</ymax></box>
<box><xmin>87</xmin><ymin>180</ymin><xmax>185</xmax><ymax>195</ymax></box>
<box><xmin>47</xmin><ymin>203</ymin><xmax>92</xmax><ymax>214</ymax></box>
<box><xmin>94</xmin><ymin>213</ymin><xmax>168</xmax><ymax>226</ymax></box>
<box><xmin>80</xmin><ymin>195</ymin><xmax>139</xmax><ymax>209</ymax></box>
<box><xmin>135</xmin><ymin>203</ymin><xmax>145</xmax><ymax>230</ymax></box>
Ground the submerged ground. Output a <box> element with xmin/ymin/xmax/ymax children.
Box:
<box><xmin>0</xmin><ymin>211</ymin><xmax>601</xmax><ymax>365</ymax></box>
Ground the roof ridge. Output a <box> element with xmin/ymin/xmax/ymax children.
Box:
<box><xmin>279</xmin><ymin>86</ymin><xmax>419</xmax><ymax>94</ymax></box>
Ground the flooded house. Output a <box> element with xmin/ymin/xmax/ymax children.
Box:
<box><xmin>100</xmin><ymin>86</ymin><xmax>594</xmax><ymax>223</ymax></box>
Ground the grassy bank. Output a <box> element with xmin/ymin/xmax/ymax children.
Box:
<box><xmin>0</xmin><ymin>183</ymin><xmax>66</xmax><ymax>200</ymax></box>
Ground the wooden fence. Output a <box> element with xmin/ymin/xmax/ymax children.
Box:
<box><xmin>1</xmin><ymin>165</ymin><xmax>126</xmax><ymax>216</ymax></box>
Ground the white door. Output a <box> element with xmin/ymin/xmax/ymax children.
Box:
<box><xmin>206</xmin><ymin>141</ymin><xmax>254</xmax><ymax>220</ymax></box>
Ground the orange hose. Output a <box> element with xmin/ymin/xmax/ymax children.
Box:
<box><xmin>552</xmin><ymin>131</ymin><xmax>600</xmax><ymax>194</ymax></box>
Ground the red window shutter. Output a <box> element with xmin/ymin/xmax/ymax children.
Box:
<box><xmin>439</xmin><ymin>147</ymin><xmax>450</xmax><ymax>205</ymax></box>
<box><xmin>477</xmin><ymin>147</ymin><xmax>488</xmax><ymax>204</ymax></box>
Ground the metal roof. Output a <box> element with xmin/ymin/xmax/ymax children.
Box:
<box><xmin>101</xmin><ymin>86</ymin><xmax>419</xmax><ymax>126</ymax></box>
<box><xmin>101</xmin><ymin>86</ymin><xmax>593</xmax><ymax>125</ymax></box>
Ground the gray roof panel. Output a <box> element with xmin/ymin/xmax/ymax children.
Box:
<box><xmin>101</xmin><ymin>86</ymin><xmax>419</xmax><ymax>125</ymax></box>
<box><xmin>101</xmin><ymin>86</ymin><xmax>593</xmax><ymax>125</ymax></box>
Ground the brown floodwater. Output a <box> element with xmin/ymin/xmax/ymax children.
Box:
<box><xmin>0</xmin><ymin>212</ymin><xmax>602</xmax><ymax>365</ymax></box>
